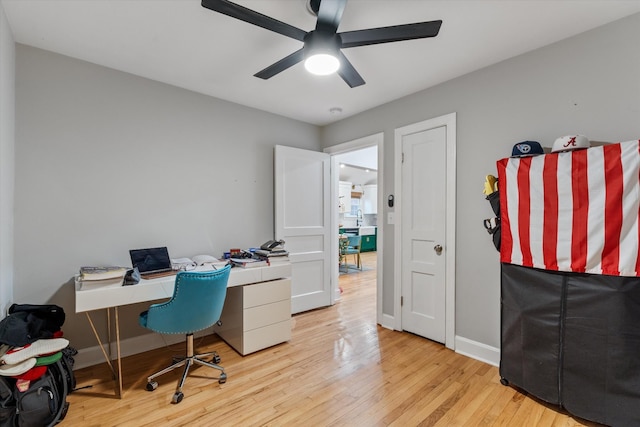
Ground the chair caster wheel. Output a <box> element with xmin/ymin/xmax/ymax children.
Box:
<box><xmin>500</xmin><ymin>378</ymin><xmax>509</xmax><ymax>386</ymax></box>
<box><xmin>212</xmin><ymin>353</ymin><xmax>221</xmax><ymax>364</ymax></box>
<box><xmin>172</xmin><ymin>391</ymin><xmax>184</xmax><ymax>404</ymax></box>
<box><xmin>146</xmin><ymin>381</ymin><xmax>158</xmax><ymax>391</ymax></box>
<box><xmin>219</xmin><ymin>373</ymin><xmax>227</xmax><ymax>384</ymax></box>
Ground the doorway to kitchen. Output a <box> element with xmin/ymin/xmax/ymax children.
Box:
<box><xmin>324</xmin><ymin>133</ymin><xmax>383</xmax><ymax>324</ymax></box>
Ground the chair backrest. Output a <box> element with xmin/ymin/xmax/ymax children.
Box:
<box><xmin>347</xmin><ymin>235</ymin><xmax>361</xmax><ymax>249</ymax></box>
<box><xmin>142</xmin><ymin>265</ymin><xmax>231</xmax><ymax>334</ymax></box>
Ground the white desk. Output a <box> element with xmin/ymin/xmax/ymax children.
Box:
<box><xmin>75</xmin><ymin>263</ymin><xmax>291</xmax><ymax>398</ymax></box>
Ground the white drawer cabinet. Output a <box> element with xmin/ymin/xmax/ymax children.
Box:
<box><xmin>214</xmin><ymin>278</ymin><xmax>291</xmax><ymax>355</ymax></box>
<box><xmin>362</xmin><ymin>184</ymin><xmax>377</xmax><ymax>214</ymax></box>
<box><xmin>339</xmin><ymin>181</ymin><xmax>352</xmax><ymax>213</ymax></box>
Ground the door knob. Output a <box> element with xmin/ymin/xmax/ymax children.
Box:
<box><xmin>434</xmin><ymin>244</ymin><xmax>443</xmax><ymax>255</ymax></box>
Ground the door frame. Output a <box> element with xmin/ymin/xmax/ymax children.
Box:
<box><xmin>394</xmin><ymin>113</ymin><xmax>456</xmax><ymax>350</ymax></box>
<box><xmin>324</xmin><ymin>133</ymin><xmax>384</xmax><ymax>324</ymax></box>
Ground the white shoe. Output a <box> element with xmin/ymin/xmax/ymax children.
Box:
<box><xmin>0</xmin><ymin>357</ymin><xmax>36</xmax><ymax>376</ymax></box>
<box><xmin>0</xmin><ymin>338</ymin><xmax>69</xmax><ymax>366</ymax></box>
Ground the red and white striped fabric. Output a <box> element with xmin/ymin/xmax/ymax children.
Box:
<box><xmin>497</xmin><ymin>139</ymin><xmax>640</xmax><ymax>277</ymax></box>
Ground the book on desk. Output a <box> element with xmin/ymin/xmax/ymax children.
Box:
<box><xmin>79</xmin><ymin>266</ymin><xmax>127</xmax><ymax>281</ymax></box>
<box><xmin>78</xmin><ymin>266</ymin><xmax>127</xmax><ymax>290</ymax></box>
<box><xmin>230</xmin><ymin>258</ymin><xmax>269</xmax><ymax>268</ymax></box>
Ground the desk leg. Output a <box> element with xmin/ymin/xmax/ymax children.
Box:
<box><xmin>84</xmin><ymin>311</ymin><xmax>123</xmax><ymax>399</ymax></box>
<box><xmin>85</xmin><ymin>312</ymin><xmax>117</xmax><ymax>379</ymax></box>
<box><xmin>114</xmin><ymin>306</ymin><xmax>123</xmax><ymax>398</ymax></box>
<box><xmin>107</xmin><ymin>308</ymin><xmax>112</xmax><ymax>375</ymax></box>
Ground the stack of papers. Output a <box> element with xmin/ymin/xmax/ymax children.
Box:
<box><xmin>230</xmin><ymin>258</ymin><xmax>268</xmax><ymax>268</ymax></box>
<box><xmin>171</xmin><ymin>255</ymin><xmax>229</xmax><ymax>271</ymax></box>
<box><xmin>254</xmin><ymin>249</ymin><xmax>288</xmax><ymax>257</ymax></box>
<box><xmin>253</xmin><ymin>249</ymin><xmax>289</xmax><ymax>265</ymax></box>
<box><xmin>78</xmin><ymin>266</ymin><xmax>127</xmax><ymax>290</ymax></box>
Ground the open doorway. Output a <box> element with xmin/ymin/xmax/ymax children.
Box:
<box><xmin>324</xmin><ymin>133</ymin><xmax>383</xmax><ymax>324</ymax></box>
<box><xmin>335</xmin><ymin>147</ymin><xmax>377</xmax><ymax>273</ymax></box>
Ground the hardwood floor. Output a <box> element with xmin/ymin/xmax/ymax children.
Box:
<box><xmin>65</xmin><ymin>251</ymin><xmax>600</xmax><ymax>426</ymax></box>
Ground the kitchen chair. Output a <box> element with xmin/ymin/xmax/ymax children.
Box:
<box><xmin>139</xmin><ymin>265</ymin><xmax>231</xmax><ymax>404</ymax></box>
<box><xmin>343</xmin><ymin>235</ymin><xmax>362</xmax><ymax>271</ymax></box>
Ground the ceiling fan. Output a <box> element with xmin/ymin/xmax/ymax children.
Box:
<box><xmin>201</xmin><ymin>0</ymin><xmax>442</xmax><ymax>88</ymax></box>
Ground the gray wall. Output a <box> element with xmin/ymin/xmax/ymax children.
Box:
<box><xmin>14</xmin><ymin>45</ymin><xmax>320</xmax><ymax>348</ymax></box>
<box><xmin>0</xmin><ymin>3</ymin><xmax>15</xmax><ymax>316</ymax></box>
<box><xmin>9</xmin><ymin>12</ymin><xmax>640</xmax><ymax>358</ymax></box>
<box><xmin>321</xmin><ymin>13</ymin><xmax>640</xmax><ymax>348</ymax></box>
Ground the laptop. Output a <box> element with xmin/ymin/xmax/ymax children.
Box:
<box><xmin>129</xmin><ymin>247</ymin><xmax>175</xmax><ymax>279</ymax></box>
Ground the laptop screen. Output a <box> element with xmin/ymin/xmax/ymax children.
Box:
<box><xmin>129</xmin><ymin>247</ymin><xmax>172</xmax><ymax>274</ymax></box>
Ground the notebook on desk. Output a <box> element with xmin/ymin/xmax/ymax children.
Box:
<box><xmin>129</xmin><ymin>247</ymin><xmax>177</xmax><ymax>279</ymax></box>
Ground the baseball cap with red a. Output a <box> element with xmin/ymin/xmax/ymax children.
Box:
<box><xmin>552</xmin><ymin>135</ymin><xmax>590</xmax><ymax>153</ymax></box>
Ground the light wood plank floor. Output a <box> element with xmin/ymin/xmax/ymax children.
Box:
<box><xmin>65</xmin><ymin>252</ymin><xmax>601</xmax><ymax>426</ymax></box>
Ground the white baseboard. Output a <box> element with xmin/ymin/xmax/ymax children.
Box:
<box><xmin>74</xmin><ymin>330</ymin><xmax>209</xmax><ymax>370</ymax></box>
<box><xmin>380</xmin><ymin>313</ymin><xmax>395</xmax><ymax>330</ymax></box>
<box><xmin>454</xmin><ymin>335</ymin><xmax>500</xmax><ymax>367</ymax></box>
<box><xmin>375</xmin><ymin>319</ymin><xmax>499</xmax><ymax>367</ymax></box>
<box><xmin>75</xmin><ymin>329</ymin><xmax>500</xmax><ymax>372</ymax></box>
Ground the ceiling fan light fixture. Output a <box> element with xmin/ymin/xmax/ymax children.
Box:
<box><xmin>202</xmin><ymin>0</ymin><xmax>442</xmax><ymax>88</ymax></box>
<box><xmin>303</xmin><ymin>31</ymin><xmax>341</xmax><ymax>76</ymax></box>
<box><xmin>304</xmin><ymin>53</ymin><xmax>340</xmax><ymax>75</ymax></box>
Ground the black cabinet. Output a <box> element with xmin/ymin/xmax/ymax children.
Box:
<box><xmin>500</xmin><ymin>263</ymin><xmax>640</xmax><ymax>426</ymax></box>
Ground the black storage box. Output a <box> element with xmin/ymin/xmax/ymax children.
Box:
<box><xmin>500</xmin><ymin>263</ymin><xmax>640</xmax><ymax>426</ymax></box>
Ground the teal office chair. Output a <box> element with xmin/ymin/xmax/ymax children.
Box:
<box><xmin>139</xmin><ymin>265</ymin><xmax>231</xmax><ymax>404</ymax></box>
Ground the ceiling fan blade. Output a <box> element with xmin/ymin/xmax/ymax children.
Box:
<box><xmin>337</xmin><ymin>51</ymin><xmax>365</xmax><ymax>88</ymax></box>
<box><xmin>315</xmin><ymin>0</ymin><xmax>347</xmax><ymax>33</ymax></box>
<box><xmin>339</xmin><ymin>20</ymin><xmax>442</xmax><ymax>48</ymax></box>
<box><xmin>254</xmin><ymin>48</ymin><xmax>306</xmax><ymax>80</ymax></box>
<box><xmin>201</xmin><ymin>0</ymin><xmax>307</xmax><ymax>42</ymax></box>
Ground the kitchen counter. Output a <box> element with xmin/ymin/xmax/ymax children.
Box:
<box><xmin>359</xmin><ymin>226</ymin><xmax>376</xmax><ymax>235</ymax></box>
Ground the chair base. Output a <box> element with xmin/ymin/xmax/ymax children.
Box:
<box><xmin>145</xmin><ymin>333</ymin><xmax>226</xmax><ymax>404</ymax></box>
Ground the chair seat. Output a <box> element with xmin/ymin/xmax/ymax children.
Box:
<box><xmin>139</xmin><ymin>309</ymin><xmax>209</xmax><ymax>335</ymax></box>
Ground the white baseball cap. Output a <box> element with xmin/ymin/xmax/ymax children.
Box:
<box><xmin>552</xmin><ymin>135</ymin><xmax>590</xmax><ymax>153</ymax></box>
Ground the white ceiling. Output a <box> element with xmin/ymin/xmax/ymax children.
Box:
<box><xmin>3</xmin><ymin>0</ymin><xmax>640</xmax><ymax>126</ymax></box>
<box><xmin>337</xmin><ymin>146</ymin><xmax>377</xmax><ymax>185</ymax></box>
<box><xmin>339</xmin><ymin>164</ymin><xmax>377</xmax><ymax>186</ymax></box>
<box><xmin>336</xmin><ymin>146</ymin><xmax>377</xmax><ymax>170</ymax></box>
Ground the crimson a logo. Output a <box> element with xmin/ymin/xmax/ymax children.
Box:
<box><xmin>563</xmin><ymin>136</ymin><xmax>578</xmax><ymax>148</ymax></box>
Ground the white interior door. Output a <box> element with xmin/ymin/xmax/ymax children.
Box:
<box><xmin>275</xmin><ymin>145</ymin><xmax>331</xmax><ymax>314</ymax></box>
<box><xmin>400</xmin><ymin>126</ymin><xmax>447</xmax><ymax>343</ymax></box>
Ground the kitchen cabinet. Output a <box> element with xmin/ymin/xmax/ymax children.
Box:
<box><xmin>361</xmin><ymin>234</ymin><xmax>376</xmax><ymax>252</ymax></box>
<box><xmin>339</xmin><ymin>181</ymin><xmax>352</xmax><ymax>213</ymax></box>
<box><xmin>362</xmin><ymin>184</ymin><xmax>377</xmax><ymax>214</ymax></box>
<box><xmin>359</xmin><ymin>226</ymin><xmax>377</xmax><ymax>252</ymax></box>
